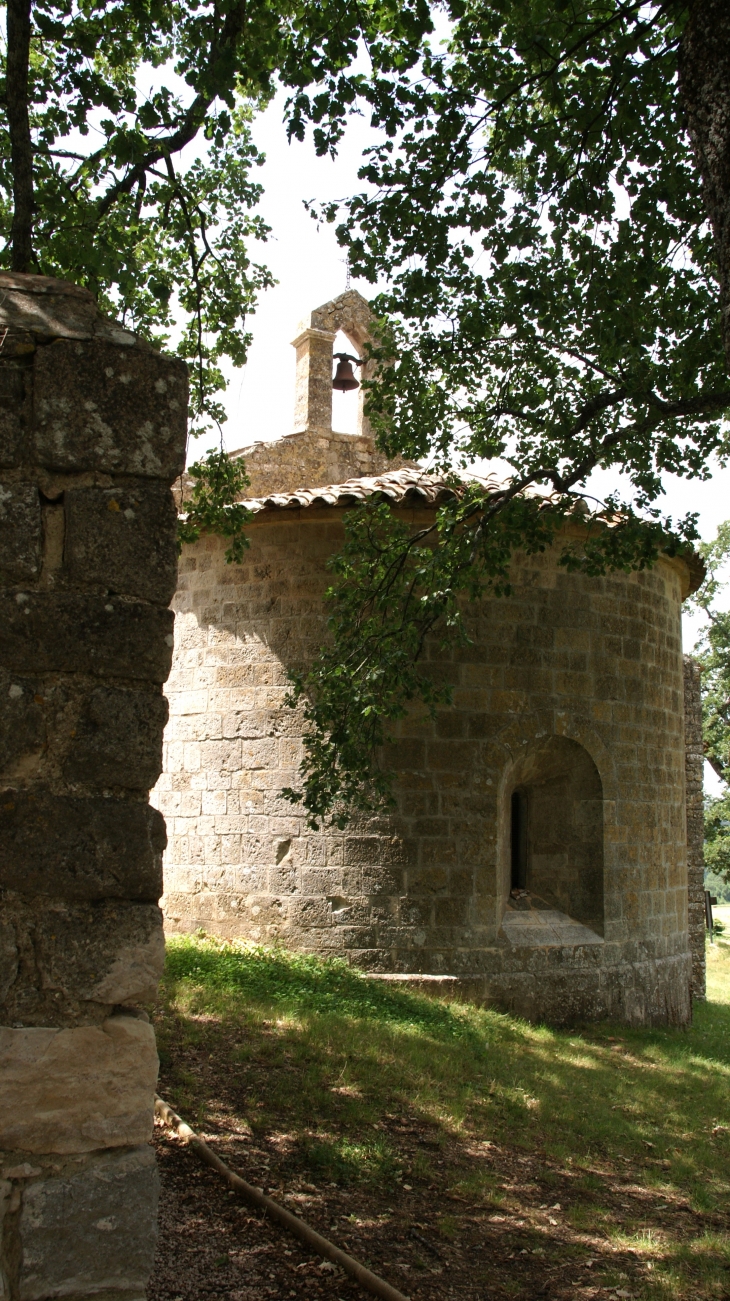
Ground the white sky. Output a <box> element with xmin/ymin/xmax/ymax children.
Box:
<box><xmin>194</xmin><ymin>91</ymin><xmax>375</xmax><ymax>457</ymax></box>
<box><xmin>190</xmin><ymin>90</ymin><xmax>730</xmax><ymax>793</ymax></box>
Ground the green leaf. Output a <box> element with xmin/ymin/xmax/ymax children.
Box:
<box><xmin>178</xmin><ymin>450</ymin><xmax>253</xmax><ymax>565</ymax></box>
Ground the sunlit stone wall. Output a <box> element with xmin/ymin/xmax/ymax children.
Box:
<box><xmin>157</xmin><ymin>499</ymin><xmax>697</xmax><ymax>1028</ymax></box>
<box><xmin>683</xmin><ymin>655</ymin><xmax>706</xmax><ymax>1000</ymax></box>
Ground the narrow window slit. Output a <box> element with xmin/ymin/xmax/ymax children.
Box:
<box><xmin>510</xmin><ymin>789</ymin><xmax>528</xmax><ymax>891</ymax></box>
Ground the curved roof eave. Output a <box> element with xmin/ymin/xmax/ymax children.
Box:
<box><xmin>186</xmin><ymin>465</ymin><xmax>703</xmax><ymax>598</ymax></box>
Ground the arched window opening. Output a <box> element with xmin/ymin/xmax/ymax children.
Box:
<box><xmin>504</xmin><ymin>737</ymin><xmax>604</xmax><ymax>937</ymax></box>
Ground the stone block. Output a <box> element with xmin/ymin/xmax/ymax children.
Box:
<box><xmin>0</xmin><ymin>676</ymin><xmax>167</xmax><ymax>790</ymax></box>
<box><xmin>18</xmin><ymin>1146</ymin><xmax>158</xmax><ymax>1300</ymax></box>
<box><xmin>361</xmin><ymin>867</ymin><xmax>404</xmax><ymax>896</ymax></box>
<box><xmin>0</xmin><ymin>790</ymin><xmax>165</xmax><ymax>901</ymax></box>
<box><xmin>0</xmin><ymin>484</ymin><xmax>41</xmax><ymax>583</ymax></box>
<box><xmin>300</xmin><ymin>868</ymin><xmax>340</xmax><ymax>895</ymax></box>
<box><xmin>33</xmin><ymin>337</ymin><xmax>187</xmax><ymax>482</ymax></box>
<box><xmin>0</xmin><ymin>1176</ymin><xmax>11</xmax><ymax>1301</ymax></box>
<box><xmin>434</xmin><ymin>897</ymin><xmax>471</xmax><ymax>926</ymax></box>
<box><xmin>0</xmin><ymin>592</ymin><xmax>174</xmax><ymax>681</ymax></box>
<box><xmin>0</xmin><ymin>910</ymin><xmax>16</xmax><ymax>1004</ymax></box>
<box><xmin>0</xmin><ymin>1017</ymin><xmax>158</xmax><ymax>1152</ymax></box>
<box><xmin>343</xmin><ymin>837</ymin><xmax>390</xmax><ymax>867</ymax></box>
<box><xmin>0</xmin><ymin>894</ymin><xmax>164</xmax><ymax>1023</ymax></box>
<box><xmin>0</xmin><ymin>273</ymin><xmax>103</xmax><ymax>341</ymax></box>
<box><xmin>268</xmin><ymin>861</ymin><xmax>297</xmax><ymax>894</ymax></box>
<box><xmin>290</xmin><ymin>897</ymin><xmax>332</xmax><ymax>929</ymax></box>
<box><xmin>0</xmin><ymin>361</ymin><xmax>29</xmax><ymax>467</ymax></box>
<box><xmin>61</xmin><ymin>686</ymin><xmax>169</xmax><ymax>790</ymax></box>
<box><xmin>65</xmin><ymin>482</ymin><xmax>178</xmax><ymax>604</ymax></box>
<box><xmin>0</xmin><ymin>671</ymin><xmax>46</xmax><ymax>778</ymax></box>
<box><xmin>407</xmin><ymin>865</ymin><xmax>450</xmax><ymax>896</ymax></box>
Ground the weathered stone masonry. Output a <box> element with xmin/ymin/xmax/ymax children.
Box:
<box><xmin>0</xmin><ymin>273</ymin><xmax>186</xmax><ymax>1301</ymax></box>
<box><xmin>684</xmin><ymin>656</ymin><xmax>706</xmax><ymax>999</ymax></box>
<box><xmin>161</xmin><ymin>508</ymin><xmax>698</xmax><ymax>1026</ymax></box>
<box><xmin>158</xmin><ymin>290</ymin><xmax>704</xmax><ymax>1028</ymax></box>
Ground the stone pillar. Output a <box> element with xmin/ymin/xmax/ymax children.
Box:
<box><xmin>684</xmin><ymin>655</ymin><xmax>706</xmax><ymax>1000</ymax></box>
<box><xmin>291</xmin><ymin>326</ymin><xmax>337</xmax><ymax>432</ymax></box>
<box><xmin>0</xmin><ymin>273</ymin><xmax>187</xmax><ymax>1301</ymax></box>
<box><xmin>355</xmin><ymin>350</ymin><xmax>377</xmax><ymax>443</ymax></box>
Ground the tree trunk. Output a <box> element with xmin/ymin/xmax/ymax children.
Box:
<box><xmin>6</xmin><ymin>0</ymin><xmax>34</xmax><ymax>272</ymax></box>
<box><xmin>679</xmin><ymin>0</ymin><xmax>730</xmax><ymax>372</ymax></box>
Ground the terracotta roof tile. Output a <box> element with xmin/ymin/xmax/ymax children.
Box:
<box><xmin>242</xmin><ymin>466</ymin><xmax>502</xmax><ymax>514</ymax></box>
<box><xmin>236</xmin><ymin>465</ymin><xmax>703</xmax><ymax>596</ymax></box>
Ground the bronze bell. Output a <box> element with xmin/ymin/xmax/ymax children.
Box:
<box><xmin>332</xmin><ymin>352</ymin><xmax>360</xmax><ymax>391</ymax></box>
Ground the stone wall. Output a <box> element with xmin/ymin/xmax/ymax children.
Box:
<box><xmin>683</xmin><ymin>655</ymin><xmax>706</xmax><ymax>999</ymax></box>
<box><xmin>228</xmin><ymin>430</ymin><xmax>413</xmax><ymax>499</ymax></box>
<box><xmin>0</xmin><ymin>273</ymin><xmax>186</xmax><ymax>1301</ymax></box>
<box><xmin>157</xmin><ymin>506</ymin><xmax>695</xmax><ymax>1027</ymax></box>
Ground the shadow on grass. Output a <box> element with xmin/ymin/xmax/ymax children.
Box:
<box><xmin>159</xmin><ymin>937</ymin><xmax>730</xmax><ymax>1200</ymax></box>
<box><xmin>154</xmin><ymin>937</ymin><xmax>730</xmax><ymax>1297</ymax></box>
<box><xmin>164</xmin><ymin>934</ymin><xmax>492</xmax><ymax>1047</ymax></box>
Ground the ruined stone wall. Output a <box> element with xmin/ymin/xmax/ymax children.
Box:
<box><xmin>683</xmin><ymin>655</ymin><xmax>706</xmax><ymax>999</ymax></box>
<box><xmin>158</xmin><ymin>508</ymin><xmax>693</xmax><ymax>1027</ymax></box>
<box><xmin>0</xmin><ymin>273</ymin><xmax>187</xmax><ymax>1301</ymax></box>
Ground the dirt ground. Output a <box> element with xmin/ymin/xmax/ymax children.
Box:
<box><xmin>148</xmin><ymin>938</ymin><xmax>730</xmax><ymax>1301</ymax></box>
<box><xmin>147</xmin><ymin>1111</ymin><xmax>725</xmax><ymax>1301</ymax></box>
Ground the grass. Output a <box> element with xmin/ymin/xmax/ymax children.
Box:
<box><xmin>711</xmin><ymin>903</ymin><xmax>730</xmax><ymax>946</ymax></box>
<box><xmin>154</xmin><ymin>932</ymin><xmax>730</xmax><ymax>1299</ymax></box>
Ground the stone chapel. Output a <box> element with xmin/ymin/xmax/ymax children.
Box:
<box><xmin>155</xmin><ymin>290</ymin><xmax>706</xmax><ymax>1027</ymax></box>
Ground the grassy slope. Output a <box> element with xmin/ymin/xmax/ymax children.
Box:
<box><xmin>154</xmin><ymin>935</ymin><xmax>730</xmax><ymax>1300</ymax></box>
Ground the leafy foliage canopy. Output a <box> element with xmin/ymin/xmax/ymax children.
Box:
<box><xmin>689</xmin><ymin>522</ymin><xmax>730</xmax><ymax>886</ymax></box>
<box><xmin>7</xmin><ymin>0</ymin><xmax>730</xmax><ymax>826</ymax></box>
<box><xmin>177</xmin><ymin>449</ymin><xmax>252</xmax><ymax>564</ymax></box>
<box><xmin>287</xmin><ymin>0</ymin><xmax>730</xmax><ymax>823</ymax></box>
<box><xmin>0</xmin><ymin>0</ymin><xmax>432</xmax><ymax>431</ymax></box>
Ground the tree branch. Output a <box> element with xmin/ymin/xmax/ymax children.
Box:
<box><xmin>679</xmin><ymin>0</ymin><xmax>730</xmax><ymax>371</ymax></box>
<box><xmin>95</xmin><ymin>0</ymin><xmax>251</xmax><ymax>226</ymax></box>
<box><xmin>95</xmin><ymin>95</ymin><xmax>211</xmax><ymax>222</ymax></box>
<box><xmin>164</xmin><ymin>152</ymin><xmax>208</xmax><ymax>415</ymax></box>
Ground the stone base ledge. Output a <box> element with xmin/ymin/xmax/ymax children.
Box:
<box><xmin>366</xmin><ymin>973</ymin><xmax>480</xmax><ymax>1001</ymax></box>
<box><xmin>366</xmin><ymin>953</ymin><xmax>692</xmax><ymax>1027</ymax></box>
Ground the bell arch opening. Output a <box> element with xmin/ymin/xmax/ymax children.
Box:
<box><xmin>503</xmin><ymin>737</ymin><xmax>604</xmax><ymax>938</ymax></box>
